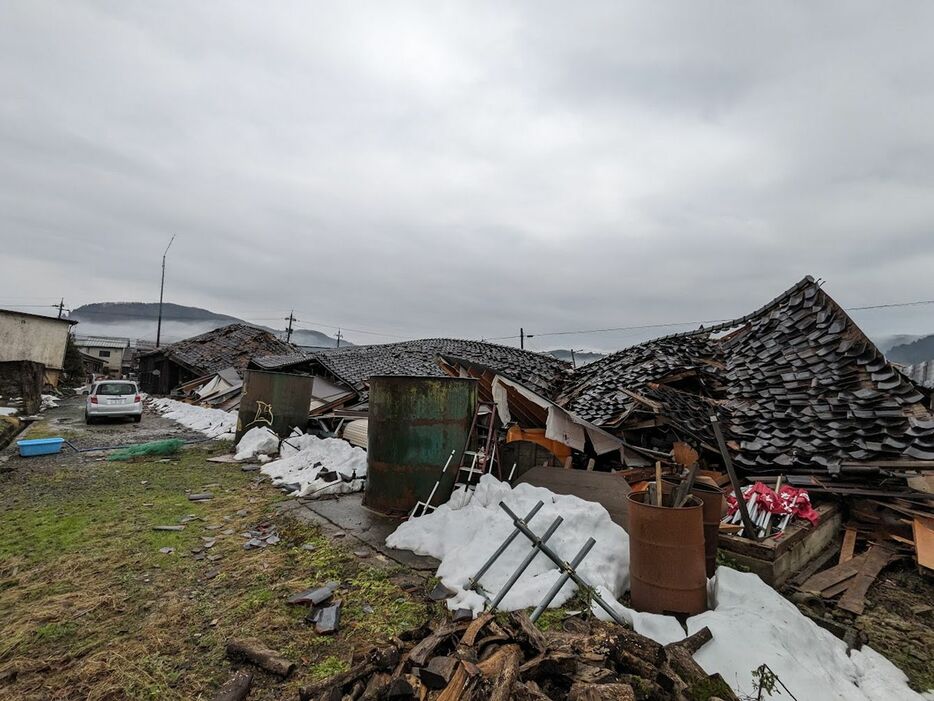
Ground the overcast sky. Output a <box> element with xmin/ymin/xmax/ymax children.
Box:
<box><xmin>2</xmin><ymin>2</ymin><xmax>933</xmax><ymax>351</ymax></box>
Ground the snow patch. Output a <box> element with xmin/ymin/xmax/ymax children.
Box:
<box><xmin>386</xmin><ymin>475</ymin><xmax>929</xmax><ymax>701</ymax></box>
<box><xmin>260</xmin><ymin>431</ymin><xmax>367</xmax><ymax>498</ymax></box>
<box><xmin>385</xmin><ymin>474</ymin><xmax>628</xmax><ymax>615</ymax></box>
<box><xmin>234</xmin><ymin>426</ymin><xmax>279</xmax><ymax>461</ymax></box>
<box><xmin>40</xmin><ymin>394</ymin><xmax>59</xmax><ymax>410</ymax></box>
<box><xmin>148</xmin><ymin>397</ymin><xmax>236</xmax><ymax>438</ymax></box>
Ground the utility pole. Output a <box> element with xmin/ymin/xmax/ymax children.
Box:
<box><xmin>56</xmin><ymin>298</ymin><xmax>65</xmax><ymax>319</ymax></box>
<box><xmin>156</xmin><ymin>234</ymin><xmax>175</xmax><ymax>348</ymax></box>
<box><xmin>520</xmin><ymin>327</ymin><xmax>524</xmax><ymax>350</ymax></box>
<box><xmin>336</xmin><ymin>329</ymin><xmax>342</xmax><ymax>348</ymax></box>
<box><xmin>284</xmin><ymin>310</ymin><xmax>296</xmax><ymax>343</ymax></box>
<box><xmin>569</xmin><ymin>348</ymin><xmax>576</xmax><ymax>368</ymax></box>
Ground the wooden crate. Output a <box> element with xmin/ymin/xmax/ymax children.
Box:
<box><xmin>718</xmin><ymin>502</ymin><xmax>841</xmax><ymax>587</ymax></box>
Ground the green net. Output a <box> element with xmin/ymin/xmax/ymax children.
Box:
<box><xmin>107</xmin><ymin>439</ymin><xmax>185</xmax><ymax>461</ymax></box>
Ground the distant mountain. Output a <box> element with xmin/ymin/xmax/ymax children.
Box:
<box><xmin>547</xmin><ymin>349</ymin><xmax>605</xmax><ymax>366</ymax></box>
<box><xmin>887</xmin><ymin>334</ymin><xmax>934</xmax><ymax>365</ymax></box>
<box><xmin>68</xmin><ymin>302</ymin><xmax>345</xmax><ymax>347</ymax></box>
<box><xmin>875</xmin><ymin>333</ymin><xmax>924</xmax><ymax>353</ymax></box>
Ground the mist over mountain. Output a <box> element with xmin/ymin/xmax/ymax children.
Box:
<box><xmin>68</xmin><ymin>302</ymin><xmax>344</xmax><ymax>347</ymax></box>
<box><xmin>887</xmin><ymin>335</ymin><xmax>934</xmax><ymax>365</ymax></box>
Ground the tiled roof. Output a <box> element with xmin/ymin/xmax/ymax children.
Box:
<box><xmin>261</xmin><ymin>338</ymin><xmax>570</xmax><ymax>398</ymax></box>
<box><xmin>144</xmin><ymin>324</ymin><xmax>296</xmax><ymax>377</ymax></box>
<box><xmin>557</xmin><ymin>277</ymin><xmax>934</xmax><ymax>470</ymax></box>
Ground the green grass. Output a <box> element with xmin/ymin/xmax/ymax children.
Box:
<box><xmin>0</xmin><ymin>444</ymin><xmax>427</xmax><ymax>700</ymax></box>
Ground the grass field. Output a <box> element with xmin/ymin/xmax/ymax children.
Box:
<box><xmin>0</xmin><ymin>443</ymin><xmax>427</xmax><ymax>700</ymax></box>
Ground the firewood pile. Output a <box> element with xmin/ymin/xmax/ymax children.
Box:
<box><xmin>298</xmin><ymin>612</ymin><xmax>738</xmax><ymax>701</ymax></box>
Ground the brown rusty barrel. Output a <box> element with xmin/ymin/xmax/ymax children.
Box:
<box><xmin>692</xmin><ymin>482</ymin><xmax>724</xmax><ymax>578</ymax></box>
<box><xmin>662</xmin><ymin>479</ymin><xmax>724</xmax><ymax>578</ymax></box>
<box><xmin>364</xmin><ymin>375</ymin><xmax>477</xmax><ymax>517</ymax></box>
<box><xmin>627</xmin><ymin>491</ymin><xmax>708</xmax><ymax>615</ymax></box>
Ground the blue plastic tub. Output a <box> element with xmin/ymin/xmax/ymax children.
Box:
<box><xmin>17</xmin><ymin>437</ymin><xmax>65</xmax><ymax>457</ymax></box>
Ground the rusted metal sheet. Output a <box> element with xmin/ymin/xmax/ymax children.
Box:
<box><xmin>516</xmin><ymin>466</ymin><xmax>631</xmax><ymax>531</ymax></box>
<box><xmin>364</xmin><ymin>375</ymin><xmax>477</xmax><ymax>517</ymax></box>
<box><xmin>627</xmin><ymin>491</ymin><xmax>708</xmax><ymax>615</ymax></box>
<box><xmin>235</xmin><ymin>370</ymin><xmax>314</xmax><ymax>442</ymax></box>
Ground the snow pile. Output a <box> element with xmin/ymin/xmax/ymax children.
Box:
<box><xmin>0</xmin><ymin>407</ymin><xmax>18</xmax><ymax>416</ymax></box>
<box><xmin>235</xmin><ymin>426</ymin><xmax>279</xmax><ymax>461</ymax></box>
<box><xmin>148</xmin><ymin>397</ymin><xmax>236</xmax><ymax>438</ymax></box>
<box><xmin>387</xmin><ymin>476</ymin><xmax>929</xmax><ymax>701</ymax></box>
<box><xmin>40</xmin><ymin>394</ymin><xmax>60</xmax><ymax>410</ymax></box>
<box><xmin>260</xmin><ymin>431</ymin><xmax>367</xmax><ymax>498</ymax></box>
<box><xmin>386</xmin><ymin>474</ymin><xmax>629</xmax><ymax>614</ymax></box>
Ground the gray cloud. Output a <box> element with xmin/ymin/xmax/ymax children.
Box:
<box><xmin>1</xmin><ymin>1</ymin><xmax>933</xmax><ymax>352</ymax></box>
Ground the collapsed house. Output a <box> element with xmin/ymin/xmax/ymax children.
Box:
<box><xmin>555</xmin><ymin>276</ymin><xmax>934</xmax><ymax>477</ymax></box>
<box><xmin>138</xmin><ymin>323</ymin><xmax>296</xmax><ymax>395</ymax></box>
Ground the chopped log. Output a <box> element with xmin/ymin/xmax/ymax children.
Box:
<box><xmin>518</xmin><ymin>651</ymin><xmax>577</xmax><ymax>680</ymax></box>
<box><xmin>386</xmin><ymin>676</ymin><xmax>415</xmax><ymax>699</ymax></box>
<box><xmin>409</xmin><ymin>624</ymin><xmax>456</xmax><ymax>666</ymax></box>
<box><xmin>669</xmin><ymin>626</ymin><xmax>712</xmax><ymax>655</ymax></box>
<box><xmin>436</xmin><ymin>662</ymin><xmax>476</xmax><ymax>701</ymax></box>
<box><xmin>800</xmin><ymin>551</ymin><xmax>871</xmax><ymax>593</ymax></box>
<box><xmin>570</xmin><ymin>662</ymin><xmax>618</xmax><ymax>685</ymax></box>
<box><xmin>488</xmin><ymin>644</ymin><xmax>521</xmax><ymax>701</ymax></box>
<box><xmin>211</xmin><ymin>669</ymin><xmax>253</xmax><ymax>701</ymax></box>
<box><xmin>225</xmin><ymin>639</ymin><xmax>295</xmax><ymax>678</ymax></box>
<box><xmin>511</xmin><ymin>681</ymin><xmax>553</xmax><ymax>701</ymax></box>
<box><xmin>476</xmin><ymin>643</ymin><xmax>522</xmax><ymax>678</ymax></box>
<box><xmin>419</xmin><ymin>657</ymin><xmax>460</xmax><ymax>690</ymax></box>
<box><xmin>838</xmin><ymin>546</ymin><xmax>896</xmax><ymax>615</ymax></box>
<box><xmin>361</xmin><ymin>672</ymin><xmax>391</xmax><ymax>700</ymax></box>
<box><xmin>298</xmin><ymin>646</ymin><xmax>400</xmax><ymax>700</ymax></box>
<box><xmin>567</xmin><ymin>682</ymin><xmax>635</xmax><ymax>701</ymax></box>
<box><xmin>460</xmin><ymin>613</ymin><xmax>493</xmax><ymax>647</ymax></box>
<box><xmin>509</xmin><ymin>612</ymin><xmax>547</xmax><ymax>654</ymax></box>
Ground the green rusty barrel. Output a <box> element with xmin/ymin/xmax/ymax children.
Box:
<box><xmin>235</xmin><ymin>370</ymin><xmax>314</xmax><ymax>442</ymax></box>
<box><xmin>364</xmin><ymin>375</ymin><xmax>477</xmax><ymax>516</ymax></box>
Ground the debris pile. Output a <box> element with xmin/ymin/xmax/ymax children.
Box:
<box><xmin>234</xmin><ymin>426</ymin><xmax>279</xmax><ymax>461</ymax></box>
<box><xmin>260</xmin><ymin>431</ymin><xmax>367</xmax><ymax>498</ymax></box>
<box><xmin>148</xmin><ymin>396</ymin><xmax>237</xmax><ymax>438</ymax></box>
<box><xmin>297</xmin><ymin>613</ymin><xmax>735</xmax><ymax>701</ymax></box>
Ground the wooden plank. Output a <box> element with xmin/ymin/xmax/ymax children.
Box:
<box><xmin>913</xmin><ymin>516</ymin><xmax>934</xmax><ymax>573</ymax></box>
<box><xmin>800</xmin><ymin>551</ymin><xmax>871</xmax><ymax>594</ymax></box>
<box><xmin>839</xmin><ymin>527</ymin><xmax>857</xmax><ymax>564</ymax></box>
<box><xmin>837</xmin><ymin>547</ymin><xmax>896</xmax><ymax>615</ymax></box>
<box><xmin>820</xmin><ymin>576</ymin><xmax>856</xmax><ymax>599</ymax></box>
<box><xmin>516</xmin><ymin>467</ymin><xmax>632</xmax><ymax>531</ymax></box>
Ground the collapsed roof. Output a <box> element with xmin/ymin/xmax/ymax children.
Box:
<box><xmin>142</xmin><ymin>323</ymin><xmax>296</xmax><ymax>377</ymax></box>
<box><xmin>252</xmin><ymin>338</ymin><xmax>570</xmax><ymax>400</ymax></box>
<box><xmin>556</xmin><ymin>276</ymin><xmax>934</xmax><ymax>472</ymax></box>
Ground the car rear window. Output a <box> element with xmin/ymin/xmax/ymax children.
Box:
<box><xmin>95</xmin><ymin>383</ymin><xmax>137</xmax><ymax>396</ymax></box>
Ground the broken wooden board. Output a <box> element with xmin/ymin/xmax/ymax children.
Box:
<box><xmin>837</xmin><ymin>547</ymin><xmax>896</xmax><ymax>615</ymax></box>
<box><xmin>839</xmin><ymin>527</ymin><xmax>857</xmax><ymax>564</ymax></box>
<box><xmin>800</xmin><ymin>551</ymin><xmax>871</xmax><ymax>594</ymax></box>
<box><xmin>912</xmin><ymin>516</ymin><xmax>934</xmax><ymax>574</ymax></box>
<box><xmin>516</xmin><ymin>466</ymin><xmax>632</xmax><ymax>531</ymax></box>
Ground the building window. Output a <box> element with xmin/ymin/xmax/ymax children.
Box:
<box><xmin>99</xmin><ymin>350</ymin><xmax>111</xmax><ymax>358</ymax></box>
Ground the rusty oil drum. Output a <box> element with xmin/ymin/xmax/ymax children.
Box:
<box><xmin>364</xmin><ymin>375</ymin><xmax>477</xmax><ymax>517</ymax></box>
<box><xmin>662</xmin><ymin>479</ymin><xmax>724</xmax><ymax>578</ymax></box>
<box><xmin>627</xmin><ymin>491</ymin><xmax>708</xmax><ymax>615</ymax></box>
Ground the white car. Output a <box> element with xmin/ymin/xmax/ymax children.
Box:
<box><xmin>85</xmin><ymin>380</ymin><xmax>143</xmax><ymax>424</ymax></box>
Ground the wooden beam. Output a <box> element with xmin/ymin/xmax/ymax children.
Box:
<box><xmin>839</xmin><ymin>527</ymin><xmax>857</xmax><ymax>565</ymax></box>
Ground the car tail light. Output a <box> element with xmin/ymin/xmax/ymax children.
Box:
<box><xmin>90</xmin><ymin>396</ymin><xmax>98</xmax><ymax>404</ymax></box>
<box><xmin>134</xmin><ymin>394</ymin><xmax>141</xmax><ymax>402</ymax></box>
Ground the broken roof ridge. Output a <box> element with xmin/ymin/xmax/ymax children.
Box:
<box><xmin>580</xmin><ymin>275</ymin><xmax>819</xmax><ymax>365</ymax></box>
